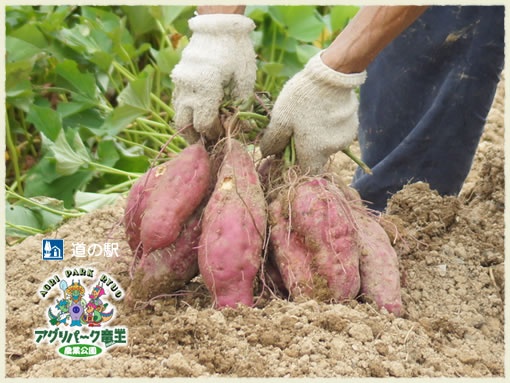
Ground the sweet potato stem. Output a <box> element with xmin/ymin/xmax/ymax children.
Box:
<box><xmin>342</xmin><ymin>147</ymin><xmax>372</xmax><ymax>174</ymax></box>
<box><xmin>283</xmin><ymin>136</ymin><xmax>296</xmax><ymax>168</ymax></box>
<box><xmin>237</xmin><ymin>111</ymin><xmax>269</xmax><ymax>125</ymax></box>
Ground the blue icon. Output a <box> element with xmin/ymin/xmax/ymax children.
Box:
<box><xmin>42</xmin><ymin>239</ymin><xmax>64</xmax><ymax>260</ymax></box>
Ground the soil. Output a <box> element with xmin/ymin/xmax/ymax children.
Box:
<box><xmin>4</xmin><ymin>77</ymin><xmax>505</xmax><ymax>378</ymax></box>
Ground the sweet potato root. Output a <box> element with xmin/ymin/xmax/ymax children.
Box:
<box><xmin>267</xmin><ymin>174</ymin><xmax>403</xmax><ymax>315</ymax></box>
<box><xmin>124</xmin><ymin>143</ymin><xmax>211</xmax><ymax>305</ymax></box>
<box><xmin>126</xmin><ymin>209</ymin><xmax>202</xmax><ymax>304</ymax></box>
<box><xmin>124</xmin><ymin>164</ymin><xmax>166</xmax><ymax>258</ymax></box>
<box><xmin>198</xmin><ymin>139</ymin><xmax>267</xmax><ymax>308</ymax></box>
<box><xmin>268</xmin><ymin>177</ymin><xmax>360</xmax><ymax>302</ymax></box>
<box><xmin>353</xmin><ymin>210</ymin><xmax>403</xmax><ymax>316</ymax></box>
<box><xmin>291</xmin><ymin>178</ymin><xmax>360</xmax><ymax>301</ymax></box>
<box><xmin>268</xmin><ymin>198</ymin><xmax>314</xmax><ymax>298</ymax></box>
<box><xmin>140</xmin><ymin>143</ymin><xmax>211</xmax><ymax>253</ymax></box>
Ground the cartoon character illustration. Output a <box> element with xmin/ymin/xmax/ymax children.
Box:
<box><xmin>88</xmin><ymin>283</ymin><xmax>107</xmax><ymax>312</ymax></box>
<box><xmin>80</xmin><ymin>282</ymin><xmax>114</xmax><ymax>327</ymax></box>
<box><xmin>82</xmin><ymin>301</ymin><xmax>114</xmax><ymax>327</ymax></box>
<box><xmin>64</xmin><ymin>280</ymin><xmax>86</xmax><ymax>327</ymax></box>
<box><xmin>66</xmin><ymin>280</ymin><xmax>86</xmax><ymax>305</ymax></box>
<box><xmin>68</xmin><ymin>303</ymin><xmax>84</xmax><ymax>327</ymax></box>
<box><xmin>48</xmin><ymin>299</ymin><xmax>70</xmax><ymax>326</ymax></box>
<box><xmin>46</xmin><ymin>279</ymin><xmax>116</xmax><ymax>328</ymax></box>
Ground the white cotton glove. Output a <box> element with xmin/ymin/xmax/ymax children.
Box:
<box><xmin>260</xmin><ymin>52</ymin><xmax>367</xmax><ymax>174</ymax></box>
<box><xmin>170</xmin><ymin>14</ymin><xmax>257</xmax><ymax>142</ymax></box>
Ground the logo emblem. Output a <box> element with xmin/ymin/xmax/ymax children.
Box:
<box><xmin>34</xmin><ymin>268</ymin><xmax>127</xmax><ymax>358</ymax></box>
<box><xmin>42</xmin><ymin>239</ymin><xmax>64</xmax><ymax>260</ymax></box>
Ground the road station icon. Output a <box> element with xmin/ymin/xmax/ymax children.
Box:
<box><xmin>42</xmin><ymin>239</ymin><xmax>64</xmax><ymax>260</ymax></box>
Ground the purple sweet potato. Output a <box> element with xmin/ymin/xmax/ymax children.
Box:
<box><xmin>268</xmin><ymin>198</ymin><xmax>314</xmax><ymax>298</ymax></box>
<box><xmin>290</xmin><ymin>178</ymin><xmax>361</xmax><ymax>301</ymax></box>
<box><xmin>352</xmin><ymin>210</ymin><xmax>403</xmax><ymax>316</ymax></box>
<box><xmin>124</xmin><ymin>164</ymin><xmax>169</xmax><ymax>258</ymax></box>
<box><xmin>126</xmin><ymin>209</ymin><xmax>202</xmax><ymax>304</ymax></box>
<box><xmin>140</xmin><ymin>143</ymin><xmax>211</xmax><ymax>253</ymax></box>
<box><xmin>198</xmin><ymin>139</ymin><xmax>267</xmax><ymax>308</ymax></box>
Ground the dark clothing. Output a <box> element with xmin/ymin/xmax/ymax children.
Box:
<box><xmin>352</xmin><ymin>6</ymin><xmax>504</xmax><ymax>211</ymax></box>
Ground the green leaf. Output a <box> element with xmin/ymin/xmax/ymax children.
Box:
<box><xmin>259</xmin><ymin>25</ymin><xmax>297</xmax><ymax>55</ymax></box>
<box><xmin>150</xmin><ymin>47</ymin><xmax>182</xmax><ymax>74</ymax></box>
<box><xmin>71</xmin><ymin>129</ymin><xmax>91</xmax><ymax>163</ymax></box>
<box><xmin>296</xmin><ymin>44</ymin><xmax>321</xmax><ymax>64</ymax></box>
<box><xmin>29</xmin><ymin>197</ymin><xmax>68</xmax><ymax>227</ymax></box>
<box><xmin>122</xmin><ymin>6</ymin><xmax>157</xmax><ymax>37</ymax></box>
<box><xmin>6</xmin><ymin>83</ymin><xmax>33</xmax><ymax>110</ymax></box>
<box><xmin>251</xmin><ymin>30</ymin><xmax>263</xmax><ymax>48</ymax></box>
<box><xmin>97</xmin><ymin>139</ymin><xmax>120</xmax><ymax>167</ymax></box>
<box><xmin>6</xmin><ymin>202</ymin><xmax>42</xmax><ymax>235</ymax></box>
<box><xmin>5</xmin><ymin>36</ymin><xmax>43</xmax><ymax>63</ymax></box>
<box><xmin>90</xmin><ymin>50</ymin><xmax>113</xmax><ymax>72</ymax></box>
<box><xmin>5</xmin><ymin>61</ymin><xmax>34</xmax><ymax>110</ymax></box>
<box><xmin>82</xmin><ymin>6</ymin><xmax>122</xmax><ymax>33</ymax></box>
<box><xmin>57</xmin><ymin>25</ymin><xmax>98</xmax><ymax>55</ymax></box>
<box><xmin>260</xmin><ymin>62</ymin><xmax>285</xmax><ymax>77</ymax></box>
<box><xmin>6</xmin><ymin>6</ymin><xmax>35</xmax><ymax>32</ymax></box>
<box><xmin>246</xmin><ymin>6</ymin><xmax>270</xmax><ymax>22</ymax></box>
<box><xmin>44</xmin><ymin>130</ymin><xmax>90</xmax><ymax>176</ymax></box>
<box><xmin>57</xmin><ymin>101</ymin><xmax>93</xmax><ymax>118</ymax></box>
<box><xmin>26</xmin><ymin>105</ymin><xmax>62</xmax><ymax>141</ymax></box>
<box><xmin>24</xmin><ymin>156</ymin><xmax>63</xmax><ymax>184</ymax></box>
<box><xmin>5</xmin><ymin>200</ymin><xmax>64</xmax><ymax>238</ymax></box>
<box><xmin>62</xmin><ymin>108</ymin><xmax>105</xmax><ymax>135</ymax></box>
<box><xmin>150</xmin><ymin>6</ymin><xmax>190</xmax><ymax>26</ymax></box>
<box><xmin>39</xmin><ymin>6</ymin><xmax>75</xmax><ymax>34</ymax></box>
<box><xmin>114</xmin><ymin>143</ymin><xmax>150</xmax><ymax>174</ymax></box>
<box><xmin>24</xmin><ymin>164</ymin><xmax>93</xmax><ymax>209</ymax></box>
<box><xmin>75</xmin><ymin>191</ymin><xmax>121</xmax><ymax>213</ymax></box>
<box><xmin>55</xmin><ymin>60</ymin><xmax>97</xmax><ymax>102</ymax></box>
<box><xmin>100</xmin><ymin>105</ymin><xmax>145</xmax><ymax>136</ymax></box>
<box><xmin>5</xmin><ymin>59</ymin><xmax>33</xmax><ymax>88</ymax></box>
<box><xmin>167</xmin><ymin>7</ymin><xmax>195</xmax><ymax>36</ymax></box>
<box><xmin>9</xmin><ymin>23</ymin><xmax>48</xmax><ymax>48</ymax></box>
<box><xmin>330</xmin><ymin>6</ymin><xmax>359</xmax><ymax>34</ymax></box>
<box><xmin>117</xmin><ymin>67</ymin><xmax>154</xmax><ymax>111</ymax></box>
<box><xmin>269</xmin><ymin>6</ymin><xmax>325</xmax><ymax>42</ymax></box>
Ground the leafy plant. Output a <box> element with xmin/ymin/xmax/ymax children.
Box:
<box><xmin>248</xmin><ymin>5</ymin><xmax>359</xmax><ymax>95</ymax></box>
<box><xmin>5</xmin><ymin>5</ymin><xmax>359</xmax><ymax>242</ymax></box>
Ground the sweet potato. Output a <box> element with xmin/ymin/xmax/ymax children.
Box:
<box><xmin>268</xmin><ymin>198</ymin><xmax>314</xmax><ymax>298</ymax></box>
<box><xmin>140</xmin><ymin>143</ymin><xmax>211</xmax><ymax>253</ymax></box>
<box><xmin>126</xmin><ymin>209</ymin><xmax>202</xmax><ymax>304</ymax></box>
<box><xmin>353</xmin><ymin>210</ymin><xmax>403</xmax><ymax>316</ymax></box>
<box><xmin>198</xmin><ymin>139</ymin><xmax>267</xmax><ymax>308</ymax></box>
<box><xmin>124</xmin><ymin>164</ymin><xmax>168</xmax><ymax>258</ymax></box>
<box><xmin>290</xmin><ymin>178</ymin><xmax>360</xmax><ymax>301</ymax></box>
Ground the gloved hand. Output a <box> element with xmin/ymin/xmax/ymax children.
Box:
<box><xmin>260</xmin><ymin>52</ymin><xmax>367</xmax><ymax>174</ymax></box>
<box><xmin>171</xmin><ymin>14</ymin><xmax>257</xmax><ymax>142</ymax></box>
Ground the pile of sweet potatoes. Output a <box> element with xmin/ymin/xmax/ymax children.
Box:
<box><xmin>266</xmin><ymin>172</ymin><xmax>402</xmax><ymax>316</ymax></box>
<box><xmin>125</xmin><ymin>138</ymin><xmax>267</xmax><ymax>309</ymax></box>
<box><xmin>124</xmin><ymin>144</ymin><xmax>211</xmax><ymax>304</ymax></box>
<box><xmin>124</xmin><ymin>134</ymin><xmax>402</xmax><ymax>316</ymax></box>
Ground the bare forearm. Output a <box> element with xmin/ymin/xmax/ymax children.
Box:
<box><xmin>197</xmin><ymin>6</ymin><xmax>246</xmax><ymax>15</ymax></box>
<box><xmin>322</xmin><ymin>6</ymin><xmax>428</xmax><ymax>73</ymax></box>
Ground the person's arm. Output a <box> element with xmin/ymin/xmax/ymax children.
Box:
<box><xmin>322</xmin><ymin>6</ymin><xmax>428</xmax><ymax>73</ymax></box>
<box><xmin>196</xmin><ymin>6</ymin><xmax>246</xmax><ymax>15</ymax></box>
<box><xmin>259</xmin><ymin>6</ymin><xmax>428</xmax><ymax>173</ymax></box>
